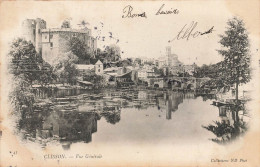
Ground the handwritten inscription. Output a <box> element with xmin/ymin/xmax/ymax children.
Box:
<box><xmin>156</xmin><ymin>4</ymin><xmax>179</xmax><ymax>15</ymax></box>
<box><xmin>122</xmin><ymin>4</ymin><xmax>179</xmax><ymax>18</ymax></box>
<box><xmin>168</xmin><ymin>21</ymin><xmax>215</xmax><ymax>42</ymax></box>
<box><xmin>122</xmin><ymin>5</ymin><xmax>147</xmax><ymax>18</ymax></box>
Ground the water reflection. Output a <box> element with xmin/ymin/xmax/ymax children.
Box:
<box><xmin>18</xmin><ymin>89</ymin><xmax>249</xmax><ymax>149</ymax></box>
<box><xmin>19</xmin><ymin>90</ymin><xmax>191</xmax><ymax>148</ymax></box>
<box><xmin>203</xmin><ymin>104</ymin><xmax>249</xmax><ymax>144</ymax></box>
<box><xmin>19</xmin><ymin>110</ymin><xmax>100</xmax><ymax>147</ymax></box>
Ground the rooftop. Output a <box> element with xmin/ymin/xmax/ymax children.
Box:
<box><xmin>95</xmin><ymin>60</ymin><xmax>103</xmax><ymax>65</ymax></box>
<box><xmin>41</xmin><ymin>28</ymin><xmax>91</xmax><ymax>34</ymax></box>
<box><xmin>75</xmin><ymin>64</ymin><xmax>94</xmax><ymax>70</ymax></box>
<box><xmin>103</xmin><ymin>67</ymin><xmax>119</xmax><ymax>72</ymax></box>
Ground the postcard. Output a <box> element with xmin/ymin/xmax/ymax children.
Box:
<box><xmin>0</xmin><ymin>0</ymin><xmax>259</xmax><ymax>166</ymax></box>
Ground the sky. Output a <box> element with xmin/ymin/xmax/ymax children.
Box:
<box><xmin>1</xmin><ymin>1</ymin><xmax>259</xmax><ymax>66</ymax></box>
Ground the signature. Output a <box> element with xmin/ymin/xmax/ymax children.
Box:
<box><xmin>168</xmin><ymin>21</ymin><xmax>215</xmax><ymax>42</ymax></box>
<box><xmin>156</xmin><ymin>4</ymin><xmax>179</xmax><ymax>15</ymax></box>
<box><xmin>122</xmin><ymin>4</ymin><xmax>179</xmax><ymax>18</ymax></box>
<box><xmin>122</xmin><ymin>5</ymin><xmax>147</xmax><ymax>18</ymax></box>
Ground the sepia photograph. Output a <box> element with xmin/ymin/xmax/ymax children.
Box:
<box><xmin>0</xmin><ymin>0</ymin><xmax>259</xmax><ymax>166</ymax></box>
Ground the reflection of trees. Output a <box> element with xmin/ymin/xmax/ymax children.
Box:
<box><xmin>59</xmin><ymin>112</ymin><xmax>98</xmax><ymax>143</ymax></box>
<box><xmin>203</xmin><ymin>120</ymin><xmax>248</xmax><ymax>144</ymax></box>
<box><xmin>100</xmin><ymin>107</ymin><xmax>121</xmax><ymax>124</ymax></box>
<box><xmin>202</xmin><ymin>94</ymin><xmax>215</xmax><ymax>101</ymax></box>
<box><xmin>19</xmin><ymin>109</ymin><xmax>100</xmax><ymax>145</ymax></box>
<box><xmin>203</xmin><ymin>105</ymin><xmax>249</xmax><ymax>144</ymax></box>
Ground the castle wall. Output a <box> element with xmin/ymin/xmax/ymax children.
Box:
<box><xmin>22</xmin><ymin>18</ymin><xmax>97</xmax><ymax>63</ymax></box>
<box><xmin>42</xmin><ymin>31</ymin><xmax>60</xmax><ymax>64</ymax></box>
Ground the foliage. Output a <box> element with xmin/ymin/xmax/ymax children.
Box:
<box><xmin>100</xmin><ymin>109</ymin><xmax>121</xmax><ymax>124</ymax></box>
<box><xmin>177</xmin><ymin>71</ymin><xmax>190</xmax><ymax>77</ymax></box>
<box><xmin>61</xmin><ymin>20</ymin><xmax>71</xmax><ymax>28</ymax></box>
<box><xmin>203</xmin><ymin>120</ymin><xmax>248</xmax><ymax>144</ymax></box>
<box><xmin>94</xmin><ymin>45</ymin><xmax>121</xmax><ymax>68</ymax></box>
<box><xmin>95</xmin><ymin>45</ymin><xmax>121</xmax><ymax>63</ymax></box>
<box><xmin>217</xmin><ymin>17</ymin><xmax>251</xmax><ymax>100</ymax></box>
<box><xmin>104</xmin><ymin>44</ymin><xmax>121</xmax><ymax>62</ymax></box>
<box><xmin>134</xmin><ymin>58</ymin><xmax>142</xmax><ymax>65</ymax></box>
<box><xmin>52</xmin><ymin>51</ymin><xmax>79</xmax><ymax>85</ymax></box>
<box><xmin>8</xmin><ymin>38</ymin><xmax>41</xmax><ymax>84</ymax></box>
<box><xmin>83</xmin><ymin>74</ymin><xmax>106</xmax><ymax>88</ymax></box>
<box><xmin>9</xmin><ymin>76</ymin><xmax>35</xmax><ymax>115</ymax></box>
<box><xmin>37</xmin><ymin>62</ymin><xmax>57</xmax><ymax>86</ymax></box>
<box><xmin>153</xmin><ymin>67</ymin><xmax>164</xmax><ymax>76</ymax></box>
<box><xmin>144</xmin><ymin>61</ymin><xmax>154</xmax><ymax>66</ymax></box>
<box><xmin>116</xmin><ymin>58</ymin><xmax>133</xmax><ymax>67</ymax></box>
<box><xmin>77</xmin><ymin>20</ymin><xmax>89</xmax><ymax>29</ymax></box>
<box><xmin>193</xmin><ymin>63</ymin><xmax>219</xmax><ymax>78</ymax></box>
<box><xmin>68</xmin><ymin>37</ymin><xmax>91</xmax><ymax>64</ymax></box>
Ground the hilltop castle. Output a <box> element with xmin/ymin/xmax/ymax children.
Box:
<box><xmin>21</xmin><ymin>18</ymin><xmax>97</xmax><ymax>64</ymax></box>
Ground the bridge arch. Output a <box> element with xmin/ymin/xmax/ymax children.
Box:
<box><xmin>168</xmin><ymin>79</ymin><xmax>182</xmax><ymax>89</ymax></box>
<box><xmin>187</xmin><ymin>83</ymin><xmax>194</xmax><ymax>90</ymax></box>
<box><xmin>154</xmin><ymin>84</ymin><xmax>159</xmax><ymax>88</ymax></box>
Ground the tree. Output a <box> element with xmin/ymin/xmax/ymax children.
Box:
<box><xmin>77</xmin><ymin>20</ymin><xmax>89</xmax><ymax>29</ymax></box>
<box><xmin>61</xmin><ymin>20</ymin><xmax>71</xmax><ymax>28</ymax></box>
<box><xmin>193</xmin><ymin>63</ymin><xmax>220</xmax><ymax>79</ymax></box>
<box><xmin>104</xmin><ymin>44</ymin><xmax>121</xmax><ymax>63</ymax></box>
<box><xmin>134</xmin><ymin>58</ymin><xmax>142</xmax><ymax>65</ymax></box>
<box><xmin>68</xmin><ymin>37</ymin><xmax>91</xmax><ymax>64</ymax></box>
<box><xmin>100</xmin><ymin>109</ymin><xmax>121</xmax><ymax>124</ymax></box>
<box><xmin>218</xmin><ymin>17</ymin><xmax>251</xmax><ymax>102</ymax></box>
<box><xmin>153</xmin><ymin>67</ymin><xmax>164</xmax><ymax>76</ymax></box>
<box><xmin>37</xmin><ymin>62</ymin><xmax>57</xmax><ymax>86</ymax></box>
<box><xmin>83</xmin><ymin>74</ymin><xmax>106</xmax><ymax>88</ymax></box>
<box><xmin>53</xmin><ymin>51</ymin><xmax>79</xmax><ymax>85</ymax></box>
<box><xmin>8</xmin><ymin>38</ymin><xmax>41</xmax><ymax>85</ymax></box>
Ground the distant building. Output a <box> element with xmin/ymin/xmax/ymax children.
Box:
<box><xmin>115</xmin><ymin>71</ymin><xmax>138</xmax><ymax>87</ymax></box>
<box><xmin>76</xmin><ymin>59</ymin><xmax>103</xmax><ymax>76</ymax></box>
<box><xmin>157</xmin><ymin>46</ymin><xmax>182</xmax><ymax>68</ymax></box>
<box><xmin>137</xmin><ymin>69</ymin><xmax>147</xmax><ymax>79</ymax></box>
<box><xmin>137</xmin><ymin>64</ymin><xmax>157</xmax><ymax>80</ymax></box>
<box><xmin>22</xmin><ymin>18</ymin><xmax>97</xmax><ymax>64</ymax></box>
<box><xmin>75</xmin><ymin>64</ymin><xmax>95</xmax><ymax>76</ymax></box>
<box><xmin>95</xmin><ymin>60</ymin><xmax>103</xmax><ymax>75</ymax></box>
<box><xmin>103</xmin><ymin>67</ymin><xmax>120</xmax><ymax>76</ymax></box>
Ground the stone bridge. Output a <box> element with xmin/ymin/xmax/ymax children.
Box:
<box><xmin>149</xmin><ymin>77</ymin><xmax>210</xmax><ymax>89</ymax></box>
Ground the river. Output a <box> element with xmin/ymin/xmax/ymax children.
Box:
<box><xmin>18</xmin><ymin>88</ymin><xmax>249</xmax><ymax>150</ymax></box>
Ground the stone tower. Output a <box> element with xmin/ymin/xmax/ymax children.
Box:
<box><xmin>22</xmin><ymin>18</ymin><xmax>46</xmax><ymax>53</ymax></box>
<box><xmin>166</xmin><ymin>46</ymin><xmax>171</xmax><ymax>56</ymax></box>
<box><xmin>35</xmin><ymin>18</ymin><xmax>46</xmax><ymax>53</ymax></box>
<box><xmin>22</xmin><ymin>19</ymin><xmax>36</xmax><ymax>45</ymax></box>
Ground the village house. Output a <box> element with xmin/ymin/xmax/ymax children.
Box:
<box><xmin>137</xmin><ymin>69</ymin><xmax>147</xmax><ymax>79</ymax></box>
<box><xmin>115</xmin><ymin>71</ymin><xmax>138</xmax><ymax>87</ymax></box>
<box><xmin>95</xmin><ymin>60</ymin><xmax>104</xmax><ymax>75</ymax></box>
<box><xmin>75</xmin><ymin>60</ymin><xmax>103</xmax><ymax>76</ymax></box>
<box><xmin>103</xmin><ymin>66</ymin><xmax>135</xmax><ymax>85</ymax></box>
<box><xmin>76</xmin><ymin>64</ymin><xmax>95</xmax><ymax>76</ymax></box>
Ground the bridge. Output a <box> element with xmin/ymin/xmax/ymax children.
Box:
<box><xmin>147</xmin><ymin>76</ymin><xmax>210</xmax><ymax>89</ymax></box>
